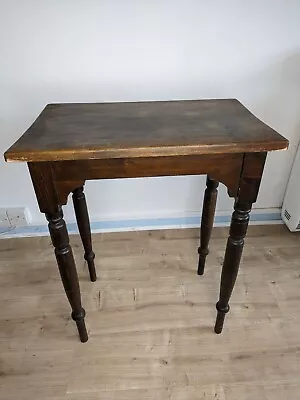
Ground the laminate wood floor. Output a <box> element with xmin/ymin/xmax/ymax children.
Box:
<box><xmin>0</xmin><ymin>225</ymin><xmax>300</xmax><ymax>399</ymax></box>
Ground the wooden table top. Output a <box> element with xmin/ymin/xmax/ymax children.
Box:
<box><xmin>5</xmin><ymin>99</ymin><xmax>288</xmax><ymax>162</ymax></box>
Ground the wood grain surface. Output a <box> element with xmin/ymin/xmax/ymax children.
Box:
<box><xmin>0</xmin><ymin>225</ymin><xmax>300</xmax><ymax>399</ymax></box>
<box><xmin>4</xmin><ymin>99</ymin><xmax>288</xmax><ymax>162</ymax></box>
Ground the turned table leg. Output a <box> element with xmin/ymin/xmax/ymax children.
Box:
<box><xmin>214</xmin><ymin>200</ymin><xmax>251</xmax><ymax>333</ymax></box>
<box><xmin>197</xmin><ymin>176</ymin><xmax>219</xmax><ymax>275</ymax></box>
<box><xmin>72</xmin><ymin>186</ymin><xmax>96</xmax><ymax>282</ymax></box>
<box><xmin>214</xmin><ymin>152</ymin><xmax>267</xmax><ymax>333</ymax></box>
<box><xmin>46</xmin><ymin>207</ymin><xmax>88</xmax><ymax>342</ymax></box>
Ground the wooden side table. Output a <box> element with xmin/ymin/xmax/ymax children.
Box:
<box><xmin>4</xmin><ymin>99</ymin><xmax>288</xmax><ymax>342</ymax></box>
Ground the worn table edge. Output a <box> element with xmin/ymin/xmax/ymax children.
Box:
<box><xmin>4</xmin><ymin>140</ymin><xmax>289</xmax><ymax>163</ymax></box>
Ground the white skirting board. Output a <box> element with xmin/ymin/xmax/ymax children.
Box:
<box><xmin>0</xmin><ymin>208</ymin><xmax>283</xmax><ymax>239</ymax></box>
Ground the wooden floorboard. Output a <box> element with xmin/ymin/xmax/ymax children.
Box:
<box><xmin>0</xmin><ymin>225</ymin><xmax>300</xmax><ymax>399</ymax></box>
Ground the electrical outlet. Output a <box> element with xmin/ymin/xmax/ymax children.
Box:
<box><xmin>0</xmin><ymin>210</ymin><xmax>11</xmax><ymax>228</ymax></box>
<box><xmin>6</xmin><ymin>208</ymin><xmax>31</xmax><ymax>227</ymax></box>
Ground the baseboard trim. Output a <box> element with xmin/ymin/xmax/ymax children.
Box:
<box><xmin>0</xmin><ymin>208</ymin><xmax>283</xmax><ymax>239</ymax></box>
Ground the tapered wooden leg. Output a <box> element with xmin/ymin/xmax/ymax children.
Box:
<box><xmin>46</xmin><ymin>207</ymin><xmax>88</xmax><ymax>342</ymax></box>
<box><xmin>214</xmin><ymin>200</ymin><xmax>252</xmax><ymax>334</ymax></box>
<box><xmin>72</xmin><ymin>186</ymin><xmax>96</xmax><ymax>282</ymax></box>
<box><xmin>213</xmin><ymin>152</ymin><xmax>267</xmax><ymax>333</ymax></box>
<box><xmin>197</xmin><ymin>177</ymin><xmax>219</xmax><ymax>275</ymax></box>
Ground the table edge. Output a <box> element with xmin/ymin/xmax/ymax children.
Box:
<box><xmin>4</xmin><ymin>140</ymin><xmax>289</xmax><ymax>162</ymax></box>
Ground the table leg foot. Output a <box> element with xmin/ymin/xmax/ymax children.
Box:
<box><xmin>72</xmin><ymin>309</ymin><xmax>88</xmax><ymax>342</ymax></box>
<box><xmin>214</xmin><ymin>303</ymin><xmax>230</xmax><ymax>334</ymax></box>
<box><xmin>197</xmin><ymin>250</ymin><xmax>208</xmax><ymax>276</ymax></box>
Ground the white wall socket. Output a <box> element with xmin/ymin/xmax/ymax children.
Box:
<box><xmin>0</xmin><ymin>208</ymin><xmax>31</xmax><ymax>228</ymax></box>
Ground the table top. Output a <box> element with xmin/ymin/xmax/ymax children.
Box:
<box><xmin>5</xmin><ymin>99</ymin><xmax>288</xmax><ymax>162</ymax></box>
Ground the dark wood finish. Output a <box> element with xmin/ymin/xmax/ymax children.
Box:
<box><xmin>28</xmin><ymin>162</ymin><xmax>87</xmax><ymax>341</ymax></box>
<box><xmin>197</xmin><ymin>177</ymin><xmax>219</xmax><ymax>275</ymax></box>
<box><xmin>238</xmin><ymin>152</ymin><xmax>268</xmax><ymax>203</ymax></box>
<box><xmin>214</xmin><ymin>200</ymin><xmax>252</xmax><ymax>334</ymax></box>
<box><xmin>46</xmin><ymin>207</ymin><xmax>88</xmax><ymax>342</ymax></box>
<box><xmin>214</xmin><ymin>152</ymin><xmax>267</xmax><ymax>333</ymax></box>
<box><xmin>72</xmin><ymin>186</ymin><xmax>96</xmax><ymax>282</ymax></box>
<box><xmin>27</xmin><ymin>162</ymin><xmax>60</xmax><ymax>214</ymax></box>
<box><xmin>4</xmin><ymin>100</ymin><xmax>289</xmax><ymax>342</ymax></box>
<box><xmin>5</xmin><ymin>99</ymin><xmax>288</xmax><ymax>162</ymax></box>
<box><xmin>51</xmin><ymin>154</ymin><xmax>243</xmax><ymax>200</ymax></box>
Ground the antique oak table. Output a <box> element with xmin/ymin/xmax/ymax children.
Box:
<box><xmin>4</xmin><ymin>99</ymin><xmax>288</xmax><ymax>342</ymax></box>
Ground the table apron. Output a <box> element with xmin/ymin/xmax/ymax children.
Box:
<box><xmin>50</xmin><ymin>153</ymin><xmax>243</xmax><ymax>197</ymax></box>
